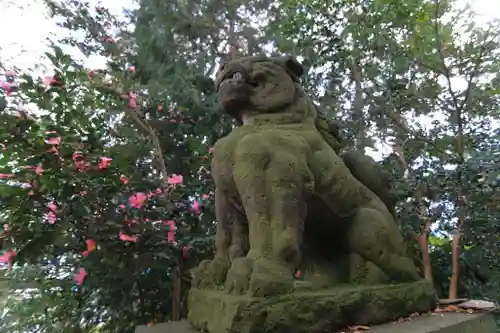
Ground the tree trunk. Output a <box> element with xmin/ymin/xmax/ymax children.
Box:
<box><xmin>350</xmin><ymin>57</ymin><xmax>366</xmax><ymax>152</ymax></box>
<box><xmin>417</xmin><ymin>232</ymin><xmax>433</xmax><ymax>282</ymax></box>
<box><xmin>448</xmin><ymin>230</ymin><xmax>461</xmax><ymax>299</ymax></box>
<box><xmin>172</xmin><ymin>261</ymin><xmax>181</xmax><ymax>321</ymax></box>
<box><xmin>393</xmin><ymin>138</ymin><xmax>434</xmax><ymax>282</ymax></box>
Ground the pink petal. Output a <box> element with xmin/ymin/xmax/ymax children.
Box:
<box><xmin>98</xmin><ymin>156</ymin><xmax>113</xmax><ymax>170</ymax></box>
<box><xmin>43</xmin><ymin>76</ymin><xmax>57</xmax><ymax>88</ymax></box>
<box><xmin>128</xmin><ymin>192</ymin><xmax>147</xmax><ymax>208</ymax></box>
<box><xmin>34</xmin><ymin>165</ymin><xmax>44</xmax><ymax>175</ymax></box>
<box><xmin>45</xmin><ymin>137</ymin><xmax>61</xmax><ymax>145</ymax></box>
<box><xmin>118</xmin><ymin>232</ymin><xmax>137</xmax><ymax>243</ymax></box>
<box><xmin>182</xmin><ymin>246</ymin><xmax>191</xmax><ymax>258</ymax></box>
<box><xmin>167</xmin><ymin>174</ymin><xmax>183</xmax><ymax>185</ymax></box>
<box><xmin>74</xmin><ymin>268</ymin><xmax>88</xmax><ymax>285</ymax></box>
<box><xmin>47</xmin><ymin>202</ymin><xmax>57</xmax><ymax>213</ymax></box>
<box><xmin>120</xmin><ymin>175</ymin><xmax>129</xmax><ymax>184</ymax></box>
<box><xmin>167</xmin><ymin>231</ymin><xmax>175</xmax><ymax>243</ymax></box>
<box><xmin>0</xmin><ymin>173</ymin><xmax>13</xmax><ymax>179</ymax></box>
<box><xmin>190</xmin><ymin>200</ymin><xmax>201</xmax><ymax>214</ymax></box>
<box><xmin>47</xmin><ymin>211</ymin><xmax>57</xmax><ymax>224</ymax></box>
<box><xmin>0</xmin><ymin>251</ymin><xmax>16</xmax><ymax>264</ymax></box>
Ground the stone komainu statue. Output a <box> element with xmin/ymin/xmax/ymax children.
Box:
<box><xmin>188</xmin><ymin>55</ymin><xmax>436</xmax><ymax>333</ymax></box>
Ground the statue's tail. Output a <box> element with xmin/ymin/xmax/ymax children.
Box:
<box><xmin>340</xmin><ymin>151</ymin><xmax>397</xmax><ymax>218</ymax></box>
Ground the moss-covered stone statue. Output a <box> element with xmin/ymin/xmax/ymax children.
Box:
<box><xmin>187</xmin><ymin>56</ymin><xmax>436</xmax><ymax>333</ymax></box>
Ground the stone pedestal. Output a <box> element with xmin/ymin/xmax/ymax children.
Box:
<box><xmin>187</xmin><ymin>280</ymin><xmax>437</xmax><ymax>333</ymax></box>
<box><xmin>135</xmin><ymin>312</ymin><xmax>497</xmax><ymax>333</ymax></box>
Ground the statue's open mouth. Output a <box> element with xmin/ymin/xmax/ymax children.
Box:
<box><xmin>218</xmin><ymin>72</ymin><xmax>245</xmax><ymax>90</ymax></box>
<box><xmin>217</xmin><ymin>70</ymin><xmax>258</xmax><ymax>92</ymax></box>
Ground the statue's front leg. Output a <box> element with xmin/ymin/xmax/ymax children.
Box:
<box><xmin>225</xmin><ymin>133</ymin><xmax>312</xmax><ymax>296</ymax></box>
<box><xmin>192</xmin><ymin>187</ymin><xmax>248</xmax><ymax>289</ymax></box>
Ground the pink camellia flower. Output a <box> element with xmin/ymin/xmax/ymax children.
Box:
<box><xmin>190</xmin><ymin>200</ymin><xmax>201</xmax><ymax>214</ymax></box>
<box><xmin>34</xmin><ymin>164</ymin><xmax>44</xmax><ymax>175</ymax></box>
<box><xmin>45</xmin><ymin>136</ymin><xmax>61</xmax><ymax>145</ymax></box>
<box><xmin>157</xmin><ymin>104</ymin><xmax>163</xmax><ymax>112</ymax></box>
<box><xmin>128</xmin><ymin>93</ymin><xmax>138</xmax><ymax>109</ymax></box>
<box><xmin>47</xmin><ymin>202</ymin><xmax>57</xmax><ymax>213</ymax></box>
<box><xmin>165</xmin><ymin>220</ymin><xmax>177</xmax><ymax>243</ymax></box>
<box><xmin>82</xmin><ymin>239</ymin><xmax>97</xmax><ymax>257</ymax></box>
<box><xmin>202</xmin><ymin>193</ymin><xmax>210</xmax><ymax>200</ymax></box>
<box><xmin>119</xmin><ymin>204</ymin><xmax>126</xmax><ymax>209</ymax></box>
<box><xmin>72</xmin><ymin>151</ymin><xmax>83</xmax><ymax>160</ymax></box>
<box><xmin>0</xmin><ymin>173</ymin><xmax>13</xmax><ymax>179</ymax></box>
<box><xmin>5</xmin><ymin>70</ymin><xmax>17</xmax><ymax>77</ymax></box>
<box><xmin>155</xmin><ymin>188</ymin><xmax>162</xmax><ymax>195</ymax></box>
<box><xmin>74</xmin><ymin>268</ymin><xmax>88</xmax><ymax>285</ymax></box>
<box><xmin>0</xmin><ymin>250</ymin><xmax>16</xmax><ymax>267</ymax></box>
<box><xmin>120</xmin><ymin>175</ymin><xmax>129</xmax><ymax>184</ymax></box>
<box><xmin>0</xmin><ymin>81</ymin><xmax>17</xmax><ymax>96</ymax></box>
<box><xmin>182</xmin><ymin>246</ymin><xmax>191</xmax><ymax>258</ymax></box>
<box><xmin>128</xmin><ymin>65</ymin><xmax>135</xmax><ymax>72</ymax></box>
<box><xmin>208</xmin><ymin>147</ymin><xmax>215</xmax><ymax>154</ymax></box>
<box><xmin>28</xmin><ymin>191</ymin><xmax>35</xmax><ymax>196</ymax></box>
<box><xmin>72</xmin><ymin>152</ymin><xmax>90</xmax><ymax>172</ymax></box>
<box><xmin>294</xmin><ymin>270</ymin><xmax>301</xmax><ymax>279</ymax></box>
<box><xmin>101</xmin><ymin>36</ymin><xmax>114</xmax><ymax>43</ymax></box>
<box><xmin>98</xmin><ymin>156</ymin><xmax>113</xmax><ymax>170</ymax></box>
<box><xmin>118</xmin><ymin>232</ymin><xmax>138</xmax><ymax>243</ymax></box>
<box><xmin>167</xmin><ymin>174</ymin><xmax>183</xmax><ymax>185</ymax></box>
<box><xmin>1</xmin><ymin>143</ymin><xmax>6</xmax><ymax>152</ymax></box>
<box><xmin>47</xmin><ymin>211</ymin><xmax>57</xmax><ymax>224</ymax></box>
<box><xmin>43</xmin><ymin>76</ymin><xmax>57</xmax><ymax>88</ymax></box>
<box><xmin>128</xmin><ymin>192</ymin><xmax>147</xmax><ymax>208</ymax></box>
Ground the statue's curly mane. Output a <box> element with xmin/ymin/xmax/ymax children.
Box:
<box><xmin>312</xmin><ymin>103</ymin><xmax>397</xmax><ymax>218</ymax></box>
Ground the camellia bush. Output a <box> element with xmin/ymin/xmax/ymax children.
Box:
<box><xmin>0</xmin><ymin>39</ymin><xmax>218</xmax><ymax>332</ymax></box>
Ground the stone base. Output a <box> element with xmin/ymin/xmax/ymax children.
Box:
<box><xmin>187</xmin><ymin>280</ymin><xmax>437</xmax><ymax>333</ymax></box>
<box><xmin>137</xmin><ymin>313</ymin><xmax>497</xmax><ymax>333</ymax></box>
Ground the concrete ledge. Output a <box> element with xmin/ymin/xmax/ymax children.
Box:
<box><xmin>136</xmin><ymin>313</ymin><xmax>497</xmax><ymax>333</ymax></box>
<box><xmin>135</xmin><ymin>321</ymin><xmax>198</xmax><ymax>333</ymax></box>
<box><xmin>370</xmin><ymin>312</ymin><xmax>497</xmax><ymax>333</ymax></box>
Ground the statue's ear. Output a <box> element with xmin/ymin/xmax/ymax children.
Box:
<box><xmin>283</xmin><ymin>56</ymin><xmax>304</xmax><ymax>78</ymax></box>
<box><xmin>272</xmin><ymin>56</ymin><xmax>304</xmax><ymax>81</ymax></box>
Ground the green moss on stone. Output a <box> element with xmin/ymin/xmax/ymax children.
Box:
<box><xmin>188</xmin><ymin>280</ymin><xmax>437</xmax><ymax>333</ymax></box>
<box><xmin>189</xmin><ymin>55</ymin><xmax>435</xmax><ymax>333</ymax></box>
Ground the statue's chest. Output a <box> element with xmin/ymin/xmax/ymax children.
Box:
<box><xmin>210</xmin><ymin>132</ymin><xmax>245</xmax><ymax>189</ymax></box>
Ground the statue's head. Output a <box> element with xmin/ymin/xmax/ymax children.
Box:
<box><xmin>215</xmin><ymin>55</ymin><xmax>304</xmax><ymax>120</ymax></box>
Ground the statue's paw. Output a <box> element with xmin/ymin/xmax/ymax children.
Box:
<box><xmin>193</xmin><ymin>257</ymin><xmax>230</xmax><ymax>289</ymax></box>
<box><xmin>224</xmin><ymin>257</ymin><xmax>254</xmax><ymax>295</ymax></box>
<box><xmin>191</xmin><ymin>259</ymin><xmax>211</xmax><ymax>288</ymax></box>
<box><xmin>248</xmin><ymin>258</ymin><xmax>294</xmax><ymax>297</ymax></box>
